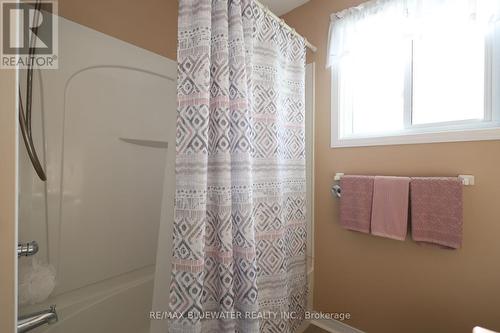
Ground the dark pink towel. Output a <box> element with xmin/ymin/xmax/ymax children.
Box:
<box><xmin>340</xmin><ymin>175</ymin><xmax>374</xmax><ymax>234</ymax></box>
<box><xmin>371</xmin><ymin>176</ymin><xmax>410</xmax><ymax>241</ymax></box>
<box><xmin>410</xmin><ymin>177</ymin><xmax>463</xmax><ymax>249</ymax></box>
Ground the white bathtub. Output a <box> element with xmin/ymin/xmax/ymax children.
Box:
<box><xmin>21</xmin><ymin>267</ymin><xmax>156</xmax><ymax>333</ymax></box>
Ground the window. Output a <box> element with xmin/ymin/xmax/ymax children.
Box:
<box><xmin>327</xmin><ymin>0</ymin><xmax>500</xmax><ymax>147</ymax></box>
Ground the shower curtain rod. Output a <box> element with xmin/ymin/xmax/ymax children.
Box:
<box><xmin>177</xmin><ymin>0</ymin><xmax>318</xmax><ymax>52</ymax></box>
<box><xmin>254</xmin><ymin>0</ymin><xmax>318</xmax><ymax>52</ymax></box>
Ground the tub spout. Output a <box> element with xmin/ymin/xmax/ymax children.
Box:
<box><xmin>18</xmin><ymin>305</ymin><xmax>58</xmax><ymax>333</ymax></box>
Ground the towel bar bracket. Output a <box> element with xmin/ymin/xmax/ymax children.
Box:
<box><xmin>458</xmin><ymin>175</ymin><xmax>475</xmax><ymax>186</ymax></box>
<box><xmin>334</xmin><ymin>173</ymin><xmax>344</xmax><ymax>181</ymax></box>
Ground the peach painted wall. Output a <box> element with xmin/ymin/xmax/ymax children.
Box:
<box><xmin>57</xmin><ymin>0</ymin><xmax>178</xmax><ymax>60</ymax></box>
<box><xmin>282</xmin><ymin>1</ymin><xmax>500</xmax><ymax>333</ymax></box>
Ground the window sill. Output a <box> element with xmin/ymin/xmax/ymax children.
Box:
<box><xmin>331</xmin><ymin>125</ymin><xmax>500</xmax><ymax>148</ymax></box>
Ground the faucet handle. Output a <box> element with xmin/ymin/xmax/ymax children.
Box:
<box><xmin>17</xmin><ymin>241</ymin><xmax>39</xmax><ymax>257</ymax></box>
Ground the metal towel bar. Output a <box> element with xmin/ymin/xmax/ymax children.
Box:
<box><xmin>331</xmin><ymin>173</ymin><xmax>475</xmax><ymax>199</ymax></box>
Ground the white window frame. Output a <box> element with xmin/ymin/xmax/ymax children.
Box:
<box><xmin>331</xmin><ymin>19</ymin><xmax>500</xmax><ymax>148</ymax></box>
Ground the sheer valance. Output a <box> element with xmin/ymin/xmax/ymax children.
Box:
<box><xmin>326</xmin><ymin>0</ymin><xmax>500</xmax><ymax>68</ymax></box>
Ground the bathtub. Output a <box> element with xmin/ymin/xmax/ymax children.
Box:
<box><xmin>20</xmin><ymin>267</ymin><xmax>157</xmax><ymax>333</ymax></box>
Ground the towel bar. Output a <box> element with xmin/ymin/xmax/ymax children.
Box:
<box><xmin>331</xmin><ymin>173</ymin><xmax>474</xmax><ymax>199</ymax></box>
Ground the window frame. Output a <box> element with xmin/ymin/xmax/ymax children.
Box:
<box><xmin>331</xmin><ymin>17</ymin><xmax>500</xmax><ymax>148</ymax></box>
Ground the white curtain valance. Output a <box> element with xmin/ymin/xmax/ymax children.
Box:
<box><xmin>326</xmin><ymin>0</ymin><xmax>500</xmax><ymax>68</ymax></box>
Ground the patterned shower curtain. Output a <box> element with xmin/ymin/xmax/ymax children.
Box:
<box><xmin>170</xmin><ymin>1</ymin><xmax>307</xmax><ymax>332</ymax></box>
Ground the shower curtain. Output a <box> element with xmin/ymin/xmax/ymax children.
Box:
<box><xmin>170</xmin><ymin>1</ymin><xmax>307</xmax><ymax>332</ymax></box>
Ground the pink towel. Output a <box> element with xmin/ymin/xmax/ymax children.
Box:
<box><xmin>339</xmin><ymin>175</ymin><xmax>374</xmax><ymax>233</ymax></box>
<box><xmin>410</xmin><ymin>177</ymin><xmax>463</xmax><ymax>249</ymax></box>
<box><xmin>371</xmin><ymin>176</ymin><xmax>410</xmax><ymax>241</ymax></box>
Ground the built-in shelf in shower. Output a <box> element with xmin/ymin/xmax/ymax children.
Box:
<box><xmin>119</xmin><ymin>138</ymin><xmax>168</xmax><ymax>148</ymax></box>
